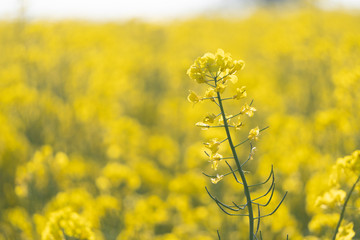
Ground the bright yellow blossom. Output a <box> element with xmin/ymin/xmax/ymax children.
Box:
<box><xmin>233</xmin><ymin>86</ymin><xmax>247</xmax><ymax>100</ymax></box>
<box><xmin>187</xmin><ymin>49</ymin><xmax>245</xmax><ymax>85</ymax></box>
<box><xmin>187</xmin><ymin>64</ymin><xmax>207</xmax><ymax>83</ymax></box>
<box><xmin>204</xmin><ymin>87</ymin><xmax>216</xmax><ymax>100</ymax></box>
<box><xmin>187</xmin><ymin>90</ymin><xmax>201</xmax><ymax>103</ymax></box>
<box><xmin>229</xmin><ymin>60</ymin><xmax>245</xmax><ymax>74</ymax></box>
<box><xmin>248</xmin><ymin>127</ymin><xmax>260</xmax><ymax>141</ymax></box>
<box><xmin>204</xmin><ymin>139</ymin><xmax>221</xmax><ymax>154</ymax></box>
<box><xmin>241</xmin><ymin>103</ymin><xmax>256</xmax><ymax>117</ymax></box>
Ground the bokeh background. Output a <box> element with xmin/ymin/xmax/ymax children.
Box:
<box><xmin>1</xmin><ymin>0</ymin><xmax>360</xmax><ymax>239</ymax></box>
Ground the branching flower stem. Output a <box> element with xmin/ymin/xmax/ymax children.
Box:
<box><xmin>216</xmin><ymin>89</ymin><xmax>254</xmax><ymax>240</ymax></box>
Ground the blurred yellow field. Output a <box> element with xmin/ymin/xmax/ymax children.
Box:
<box><xmin>0</xmin><ymin>7</ymin><xmax>359</xmax><ymax>240</ymax></box>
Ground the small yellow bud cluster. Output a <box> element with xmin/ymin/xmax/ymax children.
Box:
<box><xmin>248</xmin><ymin>126</ymin><xmax>260</xmax><ymax>141</ymax></box>
<box><xmin>187</xmin><ymin>49</ymin><xmax>245</xmax><ymax>85</ymax></box>
<box><xmin>187</xmin><ymin>49</ymin><xmax>246</xmax><ymax>103</ymax></box>
<box><xmin>41</xmin><ymin>207</ymin><xmax>95</xmax><ymax>240</ymax></box>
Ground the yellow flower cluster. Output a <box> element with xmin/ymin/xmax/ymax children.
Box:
<box><xmin>187</xmin><ymin>49</ymin><xmax>244</xmax><ymax>84</ymax></box>
<box><xmin>41</xmin><ymin>208</ymin><xmax>95</xmax><ymax>240</ymax></box>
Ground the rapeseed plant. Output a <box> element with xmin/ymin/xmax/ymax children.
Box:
<box><xmin>1</xmin><ymin>8</ymin><xmax>360</xmax><ymax>239</ymax></box>
<box><xmin>187</xmin><ymin>49</ymin><xmax>287</xmax><ymax>239</ymax></box>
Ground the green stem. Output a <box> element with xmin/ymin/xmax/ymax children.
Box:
<box><xmin>332</xmin><ymin>174</ymin><xmax>360</xmax><ymax>240</ymax></box>
<box><xmin>216</xmin><ymin>91</ymin><xmax>254</xmax><ymax>240</ymax></box>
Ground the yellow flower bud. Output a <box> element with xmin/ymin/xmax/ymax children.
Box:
<box><xmin>248</xmin><ymin>126</ymin><xmax>260</xmax><ymax>141</ymax></box>
<box><xmin>203</xmin><ymin>113</ymin><xmax>217</xmax><ymax>123</ymax></box>
<box><xmin>241</xmin><ymin>103</ymin><xmax>256</xmax><ymax>117</ymax></box>
<box><xmin>204</xmin><ymin>139</ymin><xmax>221</xmax><ymax>154</ymax></box>
<box><xmin>187</xmin><ymin>90</ymin><xmax>201</xmax><ymax>103</ymax></box>
<box><xmin>233</xmin><ymin>86</ymin><xmax>247</xmax><ymax>100</ymax></box>
<box><xmin>204</xmin><ymin>87</ymin><xmax>216</xmax><ymax>101</ymax></box>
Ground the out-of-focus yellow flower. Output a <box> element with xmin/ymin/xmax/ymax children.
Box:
<box><xmin>248</xmin><ymin>127</ymin><xmax>260</xmax><ymax>141</ymax></box>
<box><xmin>204</xmin><ymin>139</ymin><xmax>221</xmax><ymax>154</ymax></box>
<box><xmin>308</xmin><ymin>213</ymin><xmax>339</xmax><ymax>233</ymax></box>
<box><xmin>330</xmin><ymin>150</ymin><xmax>360</xmax><ymax>186</ymax></box>
<box><xmin>233</xmin><ymin>86</ymin><xmax>247</xmax><ymax>100</ymax></box>
<box><xmin>41</xmin><ymin>207</ymin><xmax>94</xmax><ymax>240</ymax></box>
<box><xmin>5</xmin><ymin>207</ymin><xmax>33</xmax><ymax>238</ymax></box>
<box><xmin>315</xmin><ymin>189</ymin><xmax>346</xmax><ymax>209</ymax></box>
<box><xmin>96</xmin><ymin>176</ymin><xmax>111</xmax><ymax>191</ymax></box>
<box><xmin>335</xmin><ymin>150</ymin><xmax>360</xmax><ymax>174</ymax></box>
<box><xmin>211</xmin><ymin>174</ymin><xmax>224</xmax><ymax>184</ymax></box>
<box><xmin>187</xmin><ymin>90</ymin><xmax>201</xmax><ymax>103</ymax></box>
<box><xmin>241</xmin><ymin>104</ymin><xmax>256</xmax><ymax>117</ymax></box>
<box><xmin>336</xmin><ymin>222</ymin><xmax>355</xmax><ymax>240</ymax></box>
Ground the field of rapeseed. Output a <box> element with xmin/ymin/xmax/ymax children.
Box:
<box><xmin>0</xmin><ymin>7</ymin><xmax>360</xmax><ymax>240</ymax></box>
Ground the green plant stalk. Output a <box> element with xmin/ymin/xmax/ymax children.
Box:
<box><xmin>216</xmin><ymin>90</ymin><xmax>254</xmax><ymax>240</ymax></box>
<box><xmin>332</xmin><ymin>174</ymin><xmax>360</xmax><ymax>240</ymax></box>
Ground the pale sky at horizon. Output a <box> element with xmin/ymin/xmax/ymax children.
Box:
<box><xmin>1</xmin><ymin>0</ymin><xmax>360</xmax><ymax>21</ymax></box>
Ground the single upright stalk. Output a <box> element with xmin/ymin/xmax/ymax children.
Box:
<box><xmin>216</xmin><ymin>89</ymin><xmax>254</xmax><ymax>240</ymax></box>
